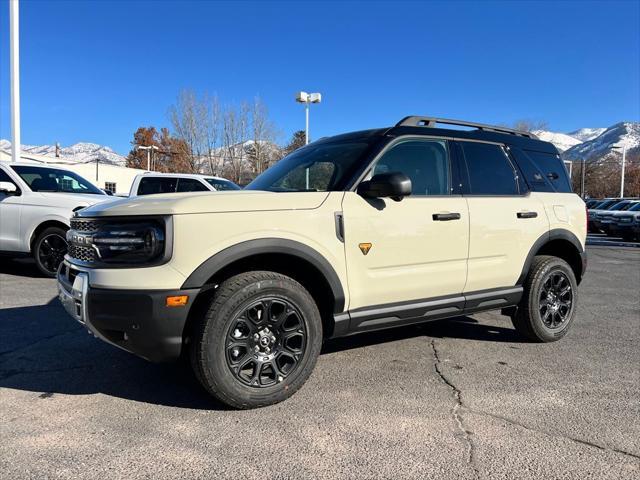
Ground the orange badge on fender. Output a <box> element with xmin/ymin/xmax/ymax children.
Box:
<box><xmin>359</xmin><ymin>243</ymin><xmax>372</xmax><ymax>255</ymax></box>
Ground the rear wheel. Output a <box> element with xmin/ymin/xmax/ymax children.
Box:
<box><xmin>190</xmin><ymin>271</ymin><xmax>322</xmax><ymax>409</ymax></box>
<box><xmin>33</xmin><ymin>226</ymin><xmax>68</xmax><ymax>277</ymax></box>
<box><xmin>511</xmin><ymin>255</ymin><xmax>577</xmax><ymax>342</ymax></box>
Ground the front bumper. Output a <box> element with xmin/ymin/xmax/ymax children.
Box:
<box><xmin>57</xmin><ymin>261</ymin><xmax>198</xmax><ymax>362</ymax></box>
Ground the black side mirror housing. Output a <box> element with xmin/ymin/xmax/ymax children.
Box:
<box><xmin>357</xmin><ymin>172</ymin><xmax>412</xmax><ymax>201</ymax></box>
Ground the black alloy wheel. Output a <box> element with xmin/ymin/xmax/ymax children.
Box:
<box><xmin>539</xmin><ymin>271</ymin><xmax>573</xmax><ymax>329</ymax></box>
<box><xmin>190</xmin><ymin>271</ymin><xmax>323</xmax><ymax>409</ymax></box>
<box><xmin>226</xmin><ymin>298</ymin><xmax>307</xmax><ymax>387</ymax></box>
<box><xmin>511</xmin><ymin>255</ymin><xmax>578</xmax><ymax>343</ymax></box>
<box><xmin>34</xmin><ymin>227</ymin><xmax>68</xmax><ymax>277</ymax></box>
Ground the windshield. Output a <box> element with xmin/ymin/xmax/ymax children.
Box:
<box><xmin>609</xmin><ymin>201</ymin><xmax>630</xmax><ymax>211</ymax></box>
<box><xmin>627</xmin><ymin>203</ymin><xmax>640</xmax><ymax>212</ymax></box>
<box><xmin>12</xmin><ymin>165</ymin><xmax>104</xmax><ymax>195</ymax></box>
<box><xmin>594</xmin><ymin>199</ymin><xmax>618</xmax><ymax>210</ymax></box>
<box><xmin>246</xmin><ymin>141</ymin><xmax>372</xmax><ymax>192</ymax></box>
<box><xmin>205</xmin><ymin>178</ymin><xmax>241</xmax><ymax>191</ymax></box>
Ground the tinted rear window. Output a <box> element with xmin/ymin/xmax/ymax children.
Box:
<box><xmin>459</xmin><ymin>142</ymin><xmax>519</xmax><ymax>195</ymax></box>
<box><xmin>524</xmin><ymin>150</ymin><xmax>572</xmax><ymax>192</ymax></box>
<box><xmin>138</xmin><ymin>177</ymin><xmax>177</xmax><ymax>195</ymax></box>
<box><xmin>176</xmin><ymin>178</ymin><xmax>209</xmax><ymax>192</ymax></box>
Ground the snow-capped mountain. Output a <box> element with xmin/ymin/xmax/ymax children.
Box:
<box><xmin>0</xmin><ymin>139</ymin><xmax>127</xmax><ymax>166</ymax></box>
<box><xmin>562</xmin><ymin>122</ymin><xmax>640</xmax><ymax>163</ymax></box>
<box><xmin>567</xmin><ymin>128</ymin><xmax>607</xmax><ymax>143</ymax></box>
<box><xmin>532</xmin><ymin>130</ymin><xmax>582</xmax><ymax>152</ymax></box>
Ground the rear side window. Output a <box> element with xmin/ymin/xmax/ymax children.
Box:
<box><xmin>524</xmin><ymin>150</ymin><xmax>572</xmax><ymax>192</ymax></box>
<box><xmin>459</xmin><ymin>142</ymin><xmax>519</xmax><ymax>195</ymax></box>
<box><xmin>176</xmin><ymin>178</ymin><xmax>209</xmax><ymax>192</ymax></box>
<box><xmin>137</xmin><ymin>177</ymin><xmax>177</xmax><ymax>195</ymax></box>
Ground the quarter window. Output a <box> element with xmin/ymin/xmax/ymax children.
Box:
<box><xmin>372</xmin><ymin>139</ymin><xmax>450</xmax><ymax>196</ymax></box>
<box><xmin>460</xmin><ymin>142</ymin><xmax>519</xmax><ymax>195</ymax></box>
<box><xmin>525</xmin><ymin>150</ymin><xmax>572</xmax><ymax>192</ymax></box>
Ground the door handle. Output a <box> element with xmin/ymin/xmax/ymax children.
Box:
<box><xmin>433</xmin><ymin>212</ymin><xmax>461</xmax><ymax>221</ymax></box>
<box><xmin>517</xmin><ymin>211</ymin><xmax>538</xmax><ymax>219</ymax></box>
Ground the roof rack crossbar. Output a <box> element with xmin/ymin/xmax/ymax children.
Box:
<box><xmin>395</xmin><ymin>116</ymin><xmax>536</xmax><ymax>138</ymax></box>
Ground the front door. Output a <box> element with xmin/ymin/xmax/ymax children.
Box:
<box><xmin>0</xmin><ymin>167</ymin><xmax>23</xmax><ymax>252</ymax></box>
<box><xmin>342</xmin><ymin>137</ymin><xmax>469</xmax><ymax>324</ymax></box>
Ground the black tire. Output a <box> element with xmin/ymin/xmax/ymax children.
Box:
<box><xmin>33</xmin><ymin>226</ymin><xmax>68</xmax><ymax>277</ymax></box>
<box><xmin>190</xmin><ymin>271</ymin><xmax>322</xmax><ymax>409</ymax></box>
<box><xmin>511</xmin><ymin>255</ymin><xmax>578</xmax><ymax>342</ymax></box>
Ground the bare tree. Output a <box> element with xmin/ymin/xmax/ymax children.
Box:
<box><xmin>221</xmin><ymin>102</ymin><xmax>250</xmax><ymax>183</ymax></box>
<box><xmin>203</xmin><ymin>93</ymin><xmax>223</xmax><ymax>176</ymax></box>
<box><xmin>247</xmin><ymin>96</ymin><xmax>279</xmax><ymax>176</ymax></box>
<box><xmin>511</xmin><ymin>119</ymin><xmax>549</xmax><ymax>133</ymax></box>
<box><xmin>168</xmin><ymin>89</ymin><xmax>205</xmax><ymax>173</ymax></box>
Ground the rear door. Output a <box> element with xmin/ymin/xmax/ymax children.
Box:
<box><xmin>456</xmin><ymin>140</ymin><xmax>549</xmax><ymax>292</ymax></box>
<box><xmin>342</xmin><ymin>137</ymin><xmax>469</xmax><ymax>314</ymax></box>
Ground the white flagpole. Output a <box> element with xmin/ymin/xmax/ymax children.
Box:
<box><xmin>10</xmin><ymin>0</ymin><xmax>21</xmax><ymax>163</ymax></box>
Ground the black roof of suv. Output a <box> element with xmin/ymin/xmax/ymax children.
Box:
<box><xmin>312</xmin><ymin>116</ymin><xmax>568</xmax><ymax>194</ymax></box>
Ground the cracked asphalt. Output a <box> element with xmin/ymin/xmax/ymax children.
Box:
<box><xmin>1</xmin><ymin>246</ymin><xmax>639</xmax><ymax>479</ymax></box>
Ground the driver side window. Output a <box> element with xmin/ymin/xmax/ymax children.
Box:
<box><xmin>372</xmin><ymin>139</ymin><xmax>451</xmax><ymax>196</ymax></box>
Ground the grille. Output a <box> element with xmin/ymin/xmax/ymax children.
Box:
<box><xmin>68</xmin><ymin>244</ymin><xmax>97</xmax><ymax>263</ymax></box>
<box><xmin>620</xmin><ymin>217</ymin><xmax>632</xmax><ymax>223</ymax></box>
<box><xmin>70</xmin><ymin>218</ymin><xmax>101</xmax><ymax>232</ymax></box>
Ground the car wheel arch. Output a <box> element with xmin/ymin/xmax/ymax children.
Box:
<box><xmin>517</xmin><ymin>229</ymin><xmax>586</xmax><ymax>285</ymax></box>
<box><xmin>29</xmin><ymin>219</ymin><xmax>70</xmax><ymax>252</ymax></box>
<box><xmin>181</xmin><ymin>238</ymin><xmax>346</xmax><ymax>338</ymax></box>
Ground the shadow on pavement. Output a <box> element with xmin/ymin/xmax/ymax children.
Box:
<box><xmin>0</xmin><ymin>257</ymin><xmax>43</xmax><ymax>278</ymax></box>
<box><xmin>1</xmin><ymin>295</ymin><xmax>522</xmax><ymax>411</ymax></box>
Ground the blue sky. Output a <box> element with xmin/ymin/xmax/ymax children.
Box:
<box><xmin>1</xmin><ymin>0</ymin><xmax>639</xmax><ymax>155</ymax></box>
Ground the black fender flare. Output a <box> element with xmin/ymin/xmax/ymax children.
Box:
<box><xmin>181</xmin><ymin>238</ymin><xmax>346</xmax><ymax>313</ymax></box>
<box><xmin>516</xmin><ymin>228</ymin><xmax>586</xmax><ymax>285</ymax></box>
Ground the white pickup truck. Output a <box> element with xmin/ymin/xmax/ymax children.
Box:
<box><xmin>128</xmin><ymin>173</ymin><xmax>240</xmax><ymax>197</ymax></box>
<box><xmin>0</xmin><ymin>161</ymin><xmax>114</xmax><ymax>276</ymax></box>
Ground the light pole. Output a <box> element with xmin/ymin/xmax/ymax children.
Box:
<box><xmin>611</xmin><ymin>145</ymin><xmax>627</xmax><ymax>198</ymax></box>
<box><xmin>136</xmin><ymin>145</ymin><xmax>159</xmax><ymax>171</ymax></box>
<box><xmin>295</xmin><ymin>91</ymin><xmax>322</xmax><ymax>145</ymax></box>
<box><xmin>9</xmin><ymin>0</ymin><xmax>21</xmax><ymax>163</ymax></box>
<box><xmin>295</xmin><ymin>92</ymin><xmax>321</xmax><ymax>190</ymax></box>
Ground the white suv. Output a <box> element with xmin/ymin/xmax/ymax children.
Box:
<box><xmin>129</xmin><ymin>173</ymin><xmax>240</xmax><ymax>197</ymax></box>
<box><xmin>0</xmin><ymin>161</ymin><xmax>114</xmax><ymax>276</ymax></box>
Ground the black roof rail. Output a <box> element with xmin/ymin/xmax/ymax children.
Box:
<box><xmin>395</xmin><ymin>116</ymin><xmax>537</xmax><ymax>139</ymax></box>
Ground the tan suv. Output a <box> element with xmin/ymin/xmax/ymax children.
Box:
<box><xmin>57</xmin><ymin>116</ymin><xmax>587</xmax><ymax>409</ymax></box>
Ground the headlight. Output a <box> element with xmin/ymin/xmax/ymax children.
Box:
<box><xmin>93</xmin><ymin>222</ymin><xmax>165</xmax><ymax>264</ymax></box>
<box><xmin>67</xmin><ymin>216</ymin><xmax>171</xmax><ymax>267</ymax></box>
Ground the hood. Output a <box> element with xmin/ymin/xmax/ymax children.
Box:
<box><xmin>77</xmin><ymin>190</ymin><xmax>331</xmax><ymax>217</ymax></box>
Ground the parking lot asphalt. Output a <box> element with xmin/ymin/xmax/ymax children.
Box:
<box><xmin>1</xmin><ymin>247</ymin><xmax>639</xmax><ymax>480</ymax></box>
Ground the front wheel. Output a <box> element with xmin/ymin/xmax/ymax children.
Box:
<box><xmin>33</xmin><ymin>226</ymin><xmax>68</xmax><ymax>277</ymax></box>
<box><xmin>190</xmin><ymin>271</ymin><xmax>323</xmax><ymax>409</ymax></box>
<box><xmin>511</xmin><ymin>255</ymin><xmax>578</xmax><ymax>342</ymax></box>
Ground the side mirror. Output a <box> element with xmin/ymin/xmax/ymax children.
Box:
<box><xmin>0</xmin><ymin>181</ymin><xmax>19</xmax><ymax>196</ymax></box>
<box><xmin>357</xmin><ymin>172</ymin><xmax>412</xmax><ymax>201</ymax></box>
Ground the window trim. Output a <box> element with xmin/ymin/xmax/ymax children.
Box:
<box><xmin>455</xmin><ymin>139</ymin><xmax>528</xmax><ymax>198</ymax></box>
<box><xmin>349</xmin><ymin>135</ymin><xmax>460</xmax><ymax>198</ymax></box>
